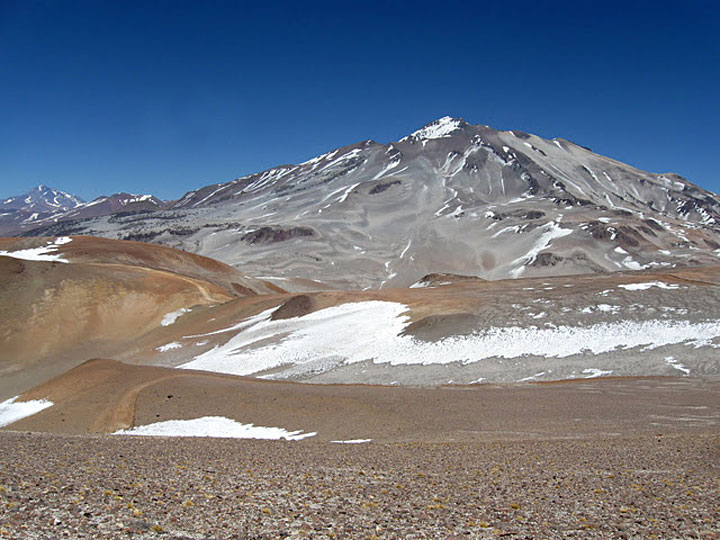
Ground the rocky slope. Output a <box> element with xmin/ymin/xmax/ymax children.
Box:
<box><xmin>7</xmin><ymin>358</ymin><xmax>720</xmax><ymax>439</ymax></box>
<box><xmin>2</xmin><ymin>429</ymin><xmax>718</xmax><ymax>540</ymax></box>
<box><xmin>3</xmin><ymin>364</ymin><xmax>719</xmax><ymax>538</ymax></box>
<box><xmin>18</xmin><ymin>117</ymin><xmax>720</xmax><ymax>289</ymax></box>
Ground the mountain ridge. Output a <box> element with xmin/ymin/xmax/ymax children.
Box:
<box><xmin>4</xmin><ymin>116</ymin><xmax>720</xmax><ymax>288</ymax></box>
<box><xmin>3</xmin><ymin>117</ymin><xmax>701</xmax><ymax>213</ymax></box>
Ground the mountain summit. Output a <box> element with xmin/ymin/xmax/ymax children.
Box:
<box><xmin>400</xmin><ymin>116</ymin><xmax>471</xmax><ymax>142</ymax></box>
<box><xmin>9</xmin><ymin>117</ymin><xmax>720</xmax><ymax>288</ymax></box>
<box><xmin>0</xmin><ymin>185</ymin><xmax>85</xmax><ymax>234</ymax></box>
<box><xmin>1</xmin><ymin>185</ymin><xmax>84</xmax><ymax>213</ymax></box>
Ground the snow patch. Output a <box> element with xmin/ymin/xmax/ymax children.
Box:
<box><xmin>161</xmin><ymin>308</ymin><xmax>190</xmax><ymax>326</ymax></box>
<box><xmin>157</xmin><ymin>342</ymin><xmax>182</xmax><ymax>352</ymax></box>
<box><xmin>622</xmin><ymin>257</ymin><xmax>648</xmax><ymax>271</ymax></box>
<box><xmin>402</xmin><ymin>116</ymin><xmax>463</xmax><ymax>141</ymax></box>
<box><xmin>0</xmin><ymin>396</ymin><xmax>53</xmax><ymax>428</ymax></box>
<box><xmin>331</xmin><ymin>439</ymin><xmax>372</xmax><ymax>444</ymax></box>
<box><xmin>400</xmin><ymin>240</ymin><xmax>412</xmax><ymax>259</ymax></box>
<box><xmin>518</xmin><ymin>371</ymin><xmax>546</xmax><ymax>382</ymax></box>
<box><xmin>618</xmin><ymin>281</ymin><xmax>680</xmax><ymax>291</ymax></box>
<box><xmin>183</xmin><ymin>307</ymin><xmax>277</xmax><ymax>339</ymax></box>
<box><xmin>113</xmin><ymin>416</ymin><xmax>316</xmax><ymax>440</ymax></box>
<box><xmin>509</xmin><ymin>222</ymin><xmax>572</xmax><ymax>278</ymax></box>
<box><xmin>665</xmin><ymin>356</ymin><xmax>690</xmax><ymax>375</ymax></box>
<box><xmin>582</xmin><ymin>368</ymin><xmax>613</xmax><ymax>378</ymax></box>
<box><xmin>178</xmin><ymin>301</ymin><xmax>720</xmax><ymax>378</ymax></box>
<box><xmin>0</xmin><ymin>237</ymin><xmax>72</xmax><ymax>263</ymax></box>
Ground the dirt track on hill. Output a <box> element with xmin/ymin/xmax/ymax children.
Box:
<box><xmin>8</xmin><ymin>359</ymin><xmax>720</xmax><ymax>442</ymax></box>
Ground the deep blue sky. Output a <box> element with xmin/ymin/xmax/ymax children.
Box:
<box><xmin>1</xmin><ymin>0</ymin><xmax>719</xmax><ymax>201</ymax></box>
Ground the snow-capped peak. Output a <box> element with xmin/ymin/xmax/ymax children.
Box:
<box><xmin>401</xmin><ymin>116</ymin><xmax>468</xmax><ymax>142</ymax></box>
<box><xmin>118</xmin><ymin>194</ymin><xmax>158</xmax><ymax>205</ymax></box>
<box><xmin>1</xmin><ymin>185</ymin><xmax>84</xmax><ymax>212</ymax></box>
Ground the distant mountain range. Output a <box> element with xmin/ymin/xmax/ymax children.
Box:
<box><xmin>0</xmin><ymin>187</ymin><xmax>165</xmax><ymax>236</ymax></box>
<box><xmin>5</xmin><ymin>116</ymin><xmax>720</xmax><ymax>288</ymax></box>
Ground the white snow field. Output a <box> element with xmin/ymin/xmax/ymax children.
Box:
<box><xmin>113</xmin><ymin>416</ymin><xmax>316</xmax><ymax>440</ymax></box>
<box><xmin>0</xmin><ymin>236</ymin><xmax>72</xmax><ymax>263</ymax></box>
<box><xmin>178</xmin><ymin>301</ymin><xmax>720</xmax><ymax>378</ymax></box>
<box><xmin>0</xmin><ymin>396</ymin><xmax>54</xmax><ymax>428</ymax></box>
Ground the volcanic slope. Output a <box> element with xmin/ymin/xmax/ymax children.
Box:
<box><xmin>22</xmin><ymin>117</ymin><xmax>720</xmax><ymax>290</ymax></box>
<box><xmin>0</xmin><ymin>236</ymin><xmax>283</xmax><ymax>399</ymax></box>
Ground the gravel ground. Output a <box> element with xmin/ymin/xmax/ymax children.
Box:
<box><xmin>1</xmin><ymin>431</ymin><xmax>718</xmax><ymax>539</ymax></box>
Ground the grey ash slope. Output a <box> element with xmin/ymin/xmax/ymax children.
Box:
<box><xmin>22</xmin><ymin>117</ymin><xmax>720</xmax><ymax>289</ymax></box>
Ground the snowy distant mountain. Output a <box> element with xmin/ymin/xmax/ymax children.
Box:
<box><xmin>60</xmin><ymin>193</ymin><xmax>166</xmax><ymax>220</ymax></box>
<box><xmin>11</xmin><ymin>117</ymin><xmax>720</xmax><ymax>288</ymax></box>
<box><xmin>0</xmin><ymin>185</ymin><xmax>85</xmax><ymax>235</ymax></box>
<box><xmin>0</xmin><ymin>186</ymin><xmax>166</xmax><ymax>236</ymax></box>
<box><xmin>1</xmin><ymin>185</ymin><xmax>84</xmax><ymax>213</ymax></box>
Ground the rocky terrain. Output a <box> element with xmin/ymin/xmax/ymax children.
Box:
<box><xmin>1</xmin><ymin>405</ymin><xmax>718</xmax><ymax>539</ymax></box>
<box><xmin>3</xmin><ymin>360</ymin><xmax>720</xmax><ymax>538</ymax></box>
<box><xmin>3</xmin><ymin>359</ymin><xmax>719</xmax><ymax>539</ymax></box>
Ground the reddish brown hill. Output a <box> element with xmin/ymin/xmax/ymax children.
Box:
<box><xmin>0</xmin><ymin>235</ymin><xmax>288</xmax><ymax>398</ymax></box>
<box><xmin>0</xmin><ymin>235</ymin><xmax>279</xmax><ymax>297</ymax></box>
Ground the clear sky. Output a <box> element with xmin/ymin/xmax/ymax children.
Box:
<box><xmin>1</xmin><ymin>0</ymin><xmax>719</xmax><ymax>201</ymax></box>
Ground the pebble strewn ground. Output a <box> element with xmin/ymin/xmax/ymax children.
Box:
<box><xmin>1</xmin><ymin>431</ymin><xmax>719</xmax><ymax>539</ymax></box>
